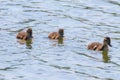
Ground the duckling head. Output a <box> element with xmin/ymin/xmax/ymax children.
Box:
<box><xmin>104</xmin><ymin>37</ymin><xmax>112</xmax><ymax>47</ymax></box>
<box><xmin>27</xmin><ymin>28</ymin><xmax>32</xmax><ymax>36</ymax></box>
<box><xmin>26</xmin><ymin>28</ymin><xmax>33</xmax><ymax>41</ymax></box>
<box><xmin>58</xmin><ymin>29</ymin><xmax>64</xmax><ymax>37</ymax></box>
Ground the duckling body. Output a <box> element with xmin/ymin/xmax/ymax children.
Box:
<box><xmin>48</xmin><ymin>32</ymin><xmax>59</xmax><ymax>39</ymax></box>
<box><xmin>16</xmin><ymin>28</ymin><xmax>33</xmax><ymax>44</ymax></box>
<box><xmin>16</xmin><ymin>32</ymin><xmax>26</xmax><ymax>39</ymax></box>
<box><xmin>88</xmin><ymin>42</ymin><xmax>106</xmax><ymax>51</ymax></box>
<box><xmin>87</xmin><ymin>37</ymin><xmax>112</xmax><ymax>51</ymax></box>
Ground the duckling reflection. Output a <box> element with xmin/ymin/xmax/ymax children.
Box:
<box><xmin>26</xmin><ymin>39</ymin><xmax>32</xmax><ymax>49</ymax></box>
<box><xmin>102</xmin><ymin>50</ymin><xmax>110</xmax><ymax>63</ymax></box>
<box><xmin>58</xmin><ymin>36</ymin><xmax>64</xmax><ymax>44</ymax></box>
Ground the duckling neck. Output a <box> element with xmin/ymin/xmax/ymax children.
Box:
<box><xmin>102</xmin><ymin>44</ymin><xmax>108</xmax><ymax>51</ymax></box>
<box><xmin>26</xmin><ymin>33</ymin><xmax>32</xmax><ymax>40</ymax></box>
<box><xmin>58</xmin><ymin>29</ymin><xmax>64</xmax><ymax>37</ymax></box>
<box><xmin>59</xmin><ymin>32</ymin><xmax>64</xmax><ymax>37</ymax></box>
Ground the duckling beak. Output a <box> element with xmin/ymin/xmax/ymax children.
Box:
<box><xmin>107</xmin><ymin>38</ymin><xmax>112</xmax><ymax>47</ymax></box>
<box><xmin>109</xmin><ymin>44</ymin><xmax>112</xmax><ymax>47</ymax></box>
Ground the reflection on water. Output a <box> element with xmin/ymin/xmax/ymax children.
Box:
<box><xmin>102</xmin><ymin>50</ymin><xmax>110</xmax><ymax>63</ymax></box>
<box><xmin>26</xmin><ymin>44</ymin><xmax>32</xmax><ymax>49</ymax></box>
<box><xmin>58</xmin><ymin>36</ymin><xmax>64</xmax><ymax>44</ymax></box>
<box><xmin>0</xmin><ymin>0</ymin><xmax>120</xmax><ymax>80</ymax></box>
<box><xmin>26</xmin><ymin>38</ymin><xmax>33</xmax><ymax>49</ymax></box>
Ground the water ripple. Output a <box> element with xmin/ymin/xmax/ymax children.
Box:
<box><xmin>0</xmin><ymin>0</ymin><xmax>120</xmax><ymax>80</ymax></box>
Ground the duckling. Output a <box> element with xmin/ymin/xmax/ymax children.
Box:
<box><xmin>48</xmin><ymin>29</ymin><xmax>64</xmax><ymax>40</ymax></box>
<box><xmin>87</xmin><ymin>37</ymin><xmax>112</xmax><ymax>51</ymax></box>
<box><xmin>16</xmin><ymin>28</ymin><xmax>33</xmax><ymax>44</ymax></box>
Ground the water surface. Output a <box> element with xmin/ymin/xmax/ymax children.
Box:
<box><xmin>0</xmin><ymin>0</ymin><xmax>120</xmax><ymax>80</ymax></box>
